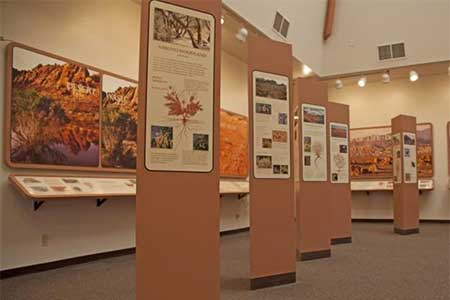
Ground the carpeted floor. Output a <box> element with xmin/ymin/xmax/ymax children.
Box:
<box><xmin>1</xmin><ymin>222</ymin><xmax>449</xmax><ymax>300</ymax></box>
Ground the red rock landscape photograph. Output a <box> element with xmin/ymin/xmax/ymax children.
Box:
<box><xmin>101</xmin><ymin>75</ymin><xmax>138</xmax><ymax>169</ymax></box>
<box><xmin>10</xmin><ymin>46</ymin><xmax>100</xmax><ymax>167</ymax></box>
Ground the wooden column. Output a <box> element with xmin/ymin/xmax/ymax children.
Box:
<box><xmin>328</xmin><ymin>102</ymin><xmax>352</xmax><ymax>244</ymax></box>
<box><xmin>248</xmin><ymin>34</ymin><xmax>296</xmax><ymax>289</ymax></box>
<box><xmin>392</xmin><ymin>115</ymin><xmax>420</xmax><ymax>235</ymax></box>
<box><xmin>136</xmin><ymin>1</ymin><xmax>221</xmax><ymax>299</ymax></box>
<box><xmin>294</xmin><ymin>77</ymin><xmax>332</xmax><ymax>260</ymax></box>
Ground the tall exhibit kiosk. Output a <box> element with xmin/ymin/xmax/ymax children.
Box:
<box><xmin>391</xmin><ymin>115</ymin><xmax>420</xmax><ymax>235</ymax></box>
<box><xmin>136</xmin><ymin>1</ymin><xmax>221</xmax><ymax>299</ymax></box>
<box><xmin>248</xmin><ymin>33</ymin><xmax>296</xmax><ymax>289</ymax></box>
<box><xmin>294</xmin><ymin>77</ymin><xmax>332</xmax><ymax>260</ymax></box>
<box><xmin>328</xmin><ymin>102</ymin><xmax>352</xmax><ymax>244</ymax></box>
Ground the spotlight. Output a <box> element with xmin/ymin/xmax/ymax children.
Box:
<box><xmin>381</xmin><ymin>71</ymin><xmax>390</xmax><ymax>83</ymax></box>
<box><xmin>409</xmin><ymin>70</ymin><xmax>419</xmax><ymax>82</ymax></box>
<box><xmin>302</xmin><ymin>65</ymin><xmax>312</xmax><ymax>76</ymax></box>
<box><xmin>220</xmin><ymin>16</ymin><xmax>224</xmax><ymax>25</ymax></box>
<box><xmin>235</xmin><ymin>27</ymin><xmax>248</xmax><ymax>42</ymax></box>
<box><xmin>358</xmin><ymin>76</ymin><xmax>367</xmax><ymax>87</ymax></box>
<box><xmin>335</xmin><ymin>79</ymin><xmax>343</xmax><ymax>89</ymax></box>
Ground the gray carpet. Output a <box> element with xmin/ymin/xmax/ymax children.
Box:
<box><xmin>1</xmin><ymin>223</ymin><xmax>449</xmax><ymax>300</ymax></box>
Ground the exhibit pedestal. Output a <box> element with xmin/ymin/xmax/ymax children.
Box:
<box><xmin>392</xmin><ymin>115</ymin><xmax>420</xmax><ymax>235</ymax></box>
<box><xmin>294</xmin><ymin>77</ymin><xmax>332</xmax><ymax>261</ymax></box>
<box><xmin>248</xmin><ymin>34</ymin><xmax>296</xmax><ymax>289</ymax></box>
<box><xmin>328</xmin><ymin>102</ymin><xmax>352</xmax><ymax>245</ymax></box>
<box><xmin>136</xmin><ymin>1</ymin><xmax>221</xmax><ymax>299</ymax></box>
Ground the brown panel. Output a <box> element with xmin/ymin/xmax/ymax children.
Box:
<box><xmin>294</xmin><ymin>77</ymin><xmax>332</xmax><ymax>255</ymax></box>
<box><xmin>392</xmin><ymin>115</ymin><xmax>419</xmax><ymax>233</ymax></box>
<box><xmin>136</xmin><ymin>1</ymin><xmax>221</xmax><ymax>300</ymax></box>
<box><xmin>248</xmin><ymin>34</ymin><xmax>296</xmax><ymax>280</ymax></box>
<box><xmin>328</xmin><ymin>102</ymin><xmax>352</xmax><ymax>241</ymax></box>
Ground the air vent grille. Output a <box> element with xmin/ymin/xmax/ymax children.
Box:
<box><xmin>378</xmin><ymin>42</ymin><xmax>406</xmax><ymax>61</ymax></box>
<box><xmin>273</xmin><ymin>12</ymin><xmax>290</xmax><ymax>38</ymax></box>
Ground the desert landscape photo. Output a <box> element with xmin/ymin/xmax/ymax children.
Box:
<box><xmin>101</xmin><ymin>75</ymin><xmax>138</xmax><ymax>169</ymax></box>
<box><xmin>10</xmin><ymin>47</ymin><xmax>100</xmax><ymax>167</ymax></box>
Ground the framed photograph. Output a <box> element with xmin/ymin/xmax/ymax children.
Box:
<box><xmin>5</xmin><ymin>43</ymin><xmax>137</xmax><ymax>173</ymax></box>
<box><xmin>416</xmin><ymin>123</ymin><xmax>433</xmax><ymax>178</ymax></box>
<box><xmin>219</xmin><ymin>110</ymin><xmax>248</xmax><ymax>178</ymax></box>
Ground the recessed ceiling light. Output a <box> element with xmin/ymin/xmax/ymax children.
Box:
<box><xmin>335</xmin><ymin>79</ymin><xmax>343</xmax><ymax>89</ymax></box>
<box><xmin>409</xmin><ymin>70</ymin><xmax>419</xmax><ymax>82</ymax></box>
<box><xmin>302</xmin><ymin>65</ymin><xmax>312</xmax><ymax>76</ymax></box>
<box><xmin>358</xmin><ymin>76</ymin><xmax>367</xmax><ymax>87</ymax></box>
<box><xmin>382</xmin><ymin>71</ymin><xmax>391</xmax><ymax>83</ymax></box>
<box><xmin>235</xmin><ymin>27</ymin><xmax>248</xmax><ymax>42</ymax></box>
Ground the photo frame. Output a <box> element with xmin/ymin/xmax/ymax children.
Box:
<box><xmin>4</xmin><ymin>43</ymin><xmax>137</xmax><ymax>173</ymax></box>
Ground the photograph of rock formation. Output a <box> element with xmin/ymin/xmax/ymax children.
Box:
<box><xmin>153</xmin><ymin>7</ymin><xmax>211</xmax><ymax>50</ymax></box>
<box><xmin>101</xmin><ymin>75</ymin><xmax>138</xmax><ymax>169</ymax></box>
<box><xmin>10</xmin><ymin>47</ymin><xmax>100</xmax><ymax>167</ymax></box>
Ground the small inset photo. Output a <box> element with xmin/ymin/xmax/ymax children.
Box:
<box><xmin>273</xmin><ymin>164</ymin><xmax>281</xmax><ymax>174</ymax></box>
<box><xmin>278</xmin><ymin>113</ymin><xmax>288</xmax><ymax>125</ymax></box>
<box><xmin>405</xmin><ymin>173</ymin><xmax>411</xmax><ymax>181</ymax></box>
<box><xmin>404</xmin><ymin>148</ymin><xmax>410</xmax><ymax>157</ymax></box>
<box><xmin>255</xmin><ymin>103</ymin><xmax>272</xmax><ymax>115</ymax></box>
<box><xmin>262</xmin><ymin>138</ymin><xmax>273</xmax><ymax>149</ymax></box>
<box><xmin>280</xmin><ymin>165</ymin><xmax>289</xmax><ymax>174</ymax></box>
<box><xmin>273</xmin><ymin>130</ymin><xmax>288</xmax><ymax>143</ymax></box>
<box><xmin>193</xmin><ymin>134</ymin><xmax>209</xmax><ymax>151</ymax></box>
<box><xmin>304</xmin><ymin>136</ymin><xmax>312</xmax><ymax>152</ymax></box>
<box><xmin>151</xmin><ymin>125</ymin><xmax>173</xmax><ymax>149</ymax></box>
<box><xmin>332</xmin><ymin>173</ymin><xmax>338</xmax><ymax>182</ymax></box>
<box><xmin>339</xmin><ymin>145</ymin><xmax>348</xmax><ymax>154</ymax></box>
<box><xmin>304</xmin><ymin>156</ymin><xmax>311</xmax><ymax>166</ymax></box>
<box><xmin>256</xmin><ymin>155</ymin><xmax>272</xmax><ymax>169</ymax></box>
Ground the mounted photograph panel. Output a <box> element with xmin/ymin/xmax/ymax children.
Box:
<box><xmin>220</xmin><ymin>109</ymin><xmax>248</xmax><ymax>178</ymax></box>
<box><xmin>144</xmin><ymin>0</ymin><xmax>215</xmax><ymax>172</ymax></box>
<box><xmin>350</xmin><ymin>123</ymin><xmax>433</xmax><ymax>180</ymax></box>
<box><xmin>252</xmin><ymin>71</ymin><xmax>291</xmax><ymax>179</ymax></box>
<box><xmin>4</xmin><ymin>43</ymin><xmax>137</xmax><ymax>173</ymax></box>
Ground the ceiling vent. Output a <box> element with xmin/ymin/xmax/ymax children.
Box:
<box><xmin>378</xmin><ymin>42</ymin><xmax>406</xmax><ymax>61</ymax></box>
<box><xmin>273</xmin><ymin>12</ymin><xmax>290</xmax><ymax>39</ymax></box>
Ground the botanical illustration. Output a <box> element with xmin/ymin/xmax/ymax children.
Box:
<box><xmin>333</xmin><ymin>154</ymin><xmax>346</xmax><ymax>172</ymax></box>
<box><xmin>312</xmin><ymin>141</ymin><xmax>324</xmax><ymax>167</ymax></box>
<box><xmin>350</xmin><ymin>127</ymin><xmax>392</xmax><ymax>179</ymax></box>
<box><xmin>153</xmin><ymin>7</ymin><xmax>211</xmax><ymax>50</ymax></box>
<box><xmin>101</xmin><ymin>75</ymin><xmax>138</xmax><ymax>169</ymax></box>
<box><xmin>10</xmin><ymin>47</ymin><xmax>100</xmax><ymax>167</ymax></box>
<box><xmin>219</xmin><ymin>110</ymin><xmax>248</xmax><ymax>178</ymax></box>
<box><xmin>255</xmin><ymin>77</ymin><xmax>288</xmax><ymax>100</ymax></box>
<box><xmin>416</xmin><ymin>124</ymin><xmax>433</xmax><ymax>177</ymax></box>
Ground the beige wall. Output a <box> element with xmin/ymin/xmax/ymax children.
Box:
<box><xmin>329</xmin><ymin>74</ymin><xmax>450</xmax><ymax>220</ymax></box>
<box><xmin>0</xmin><ymin>1</ymin><xmax>249</xmax><ymax>270</ymax></box>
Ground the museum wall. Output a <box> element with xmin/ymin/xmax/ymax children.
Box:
<box><xmin>329</xmin><ymin>74</ymin><xmax>450</xmax><ymax>220</ymax></box>
<box><xmin>0</xmin><ymin>1</ymin><xmax>249</xmax><ymax>270</ymax></box>
<box><xmin>322</xmin><ymin>0</ymin><xmax>450</xmax><ymax>76</ymax></box>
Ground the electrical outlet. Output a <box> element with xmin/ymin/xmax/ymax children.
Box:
<box><xmin>41</xmin><ymin>234</ymin><xmax>49</xmax><ymax>247</ymax></box>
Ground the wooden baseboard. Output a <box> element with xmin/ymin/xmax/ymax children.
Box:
<box><xmin>298</xmin><ymin>249</ymin><xmax>331</xmax><ymax>261</ymax></box>
<box><xmin>352</xmin><ymin>219</ymin><xmax>450</xmax><ymax>223</ymax></box>
<box><xmin>0</xmin><ymin>248</ymin><xmax>136</xmax><ymax>280</ymax></box>
<box><xmin>250</xmin><ymin>272</ymin><xmax>296</xmax><ymax>290</ymax></box>
<box><xmin>394</xmin><ymin>227</ymin><xmax>420</xmax><ymax>235</ymax></box>
<box><xmin>331</xmin><ymin>237</ymin><xmax>352</xmax><ymax>245</ymax></box>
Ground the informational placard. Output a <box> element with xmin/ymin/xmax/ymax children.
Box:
<box><xmin>392</xmin><ymin>133</ymin><xmax>402</xmax><ymax>184</ymax></box>
<box><xmin>403</xmin><ymin>132</ymin><xmax>417</xmax><ymax>183</ymax></box>
<box><xmin>330</xmin><ymin>122</ymin><xmax>349</xmax><ymax>183</ymax></box>
<box><xmin>302</xmin><ymin>104</ymin><xmax>327</xmax><ymax>181</ymax></box>
<box><xmin>252</xmin><ymin>71</ymin><xmax>290</xmax><ymax>179</ymax></box>
<box><xmin>145</xmin><ymin>1</ymin><xmax>215</xmax><ymax>172</ymax></box>
<box><xmin>13</xmin><ymin>176</ymin><xmax>136</xmax><ymax>197</ymax></box>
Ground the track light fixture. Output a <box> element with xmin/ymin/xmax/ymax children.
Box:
<box><xmin>358</xmin><ymin>76</ymin><xmax>367</xmax><ymax>87</ymax></box>
<box><xmin>409</xmin><ymin>70</ymin><xmax>419</xmax><ymax>82</ymax></box>
<box><xmin>335</xmin><ymin>79</ymin><xmax>343</xmax><ymax>89</ymax></box>
<box><xmin>302</xmin><ymin>65</ymin><xmax>312</xmax><ymax>76</ymax></box>
<box><xmin>235</xmin><ymin>27</ymin><xmax>248</xmax><ymax>42</ymax></box>
<box><xmin>381</xmin><ymin>71</ymin><xmax>391</xmax><ymax>83</ymax></box>
<box><xmin>220</xmin><ymin>16</ymin><xmax>224</xmax><ymax>25</ymax></box>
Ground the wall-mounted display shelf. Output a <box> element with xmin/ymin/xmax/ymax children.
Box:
<box><xmin>351</xmin><ymin>179</ymin><xmax>433</xmax><ymax>192</ymax></box>
<box><xmin>220</xmin><ymin>180</ymin><xmax>249</xmax><ymax>199</ymax></box>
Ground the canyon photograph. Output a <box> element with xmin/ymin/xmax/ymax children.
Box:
<box><xmin>10</xmin><ymin>47</ymin><xmax>100</xmax><ymax>167</ymax></box>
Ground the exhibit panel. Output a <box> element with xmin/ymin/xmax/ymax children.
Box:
<box><xmin>328</xmin><ymin>102</ymin><xmax>352</xmax><ymax>244</ymax></box>
<box><xmin>294</xmin><ymin>77</ymin><xmax>332</xmax><ymax>260</ymax></box>
<box><xmin>4</xmin><ymin>43</ymin><xmax>137</xmax><ymax>173</ymax></box>
<box><xmin>136</xmin><ymin>0</ymin><xmax>221</xmax><ymax>299</ymax></box>
<box><xmin>248</xmin><ymin>33</ymin><xmax>296</xmax><ymax>289</ymax></box>
<box><xmin>392</xmin><ymin>115</ymin><xmax>419</xmax><ymax>235</ymax></box>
